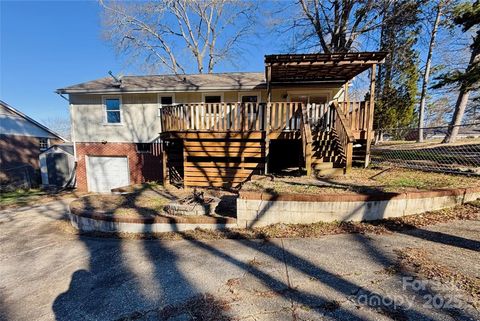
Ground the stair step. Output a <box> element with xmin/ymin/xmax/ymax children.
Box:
<box><xmin>312</xmin><ymin>162</ymin><xmax>334</xmax><ymax>170</ymax></box>
<box><xmin>315</xmin><ymin>167</ymin><xmax>345</xmax><ymax>177</ymax></box>
<box><xmin>321</xmin><ymin>155</ymin><xmax>344</xmax><ymax>162</ymax></box>
<box><xmin>313</xmin><ymin>147</ymin><xmax>336</xmax><ymax>152</ymax></box>
<box><xmin>312</xmin><ymin>140</ymin><xmax>335</xmax><ymax>146</ymax></box>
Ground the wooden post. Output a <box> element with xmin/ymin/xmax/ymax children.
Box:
<box><xmin>301</xmin><ymin>103</ymin><xmax>313</xmax><ymax>176</ymax></box>
<box><xmin>161</xmin><ymin>140</ymin><xmax>169</xmax><ymax>186</ymax></box>
<box><xmin>345</xmin><ymin>81</ymin><xmax>350</xmax><ymax>120</ymax></box>
<box><xmin>345</xmin><ymin>142</ymin><xmax>353</xmax><ymax>174</ymax></box>
<box><xmin>183</xmin><ymin>142</ymin><xmax>188</xmax><ymax>187</ymax></box>
<box><xmin>365</xmin><ymin>64</ymin><xmax>376</xmax><ymax>168</ymax></box>
<box><xmin>264</xmin><ymin>64</ymin><xmax>272</xmax><ymax>174</ymax></box>
<box><xmin>343</xmin><ymin>81</ymin><xmax>349</xmax><ymax>115</ymax></box>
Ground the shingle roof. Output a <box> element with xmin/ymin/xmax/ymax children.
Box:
<box><xmin>57</xmin><ymin>72</ymin><xmax>266</xmax><ymax>94</ymax></box>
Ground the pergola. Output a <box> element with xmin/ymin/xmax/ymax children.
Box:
<box><xmin>263</xmin><ymin>52</ymin><xmax>388</xmax><ymax>170</ymax></box>
<box><xmin>264</xmin><ymin>52</ymin><xmax>387</xmax><ymax>85</ymax></box>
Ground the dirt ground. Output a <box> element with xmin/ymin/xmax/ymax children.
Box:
<box><xmin>70</xmin><ymin>183</ymin><xmax>237</xmax><ymax>218</ymax></box>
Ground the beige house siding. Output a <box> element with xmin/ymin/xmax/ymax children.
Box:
<box><xmin>70</xmin><ymin>86</ymin><xmax>343</xmax><ymax>143</ymax></box>
<box><xmin>71</xmin><ymin>93</ymin><xmax>160</xmax><ymax>143</ymax></box>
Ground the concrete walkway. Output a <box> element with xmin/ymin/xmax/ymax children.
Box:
<box><xmin>0</xmin><ymin>200</ymin><xmax>479</xmax><ymax>321</ymax></box>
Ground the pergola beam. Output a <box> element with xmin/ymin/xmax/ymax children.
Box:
<box><xmin>265</xmin><ymin>52</ymin><xmax>387</xmax><ymax>84</ymax></box>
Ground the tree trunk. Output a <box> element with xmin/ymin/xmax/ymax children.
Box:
<box><xmin>418</xmin><ymin>2</ymin><xmax>443</xmax><ymax>142</ymax></box>
<box><xmin>442</xmin><ymin>86</ymin><xmax>470</xmax><ymax>143</ymax></box>
<box><xmin>442</xmin><ymin>38</ymin><xmax>479</xmax><ymax>143</ymax></box>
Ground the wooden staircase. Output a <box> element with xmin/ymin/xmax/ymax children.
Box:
<box><xmin>310</xmin><ymin>130</ymin><xmax>346</xmax><ymax>176</ymax></box>
<box><xmin>301</xmin><ymin>101</ymin><xmax>356</xmax><ymax>177</ymax></box>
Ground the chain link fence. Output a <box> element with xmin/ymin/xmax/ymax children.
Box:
<box><xmin>371</xmin><ymin>123</ymin><xmax>480</xmax><ymax>176</ymax></box>
<box><xmin>0</xmin><ymin>164</ymin><xmax>36</xmax><ymax>191</ymax></box>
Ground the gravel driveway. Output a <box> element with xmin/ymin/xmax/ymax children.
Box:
<box><xmin>0</xmin><ymin>200</ymin><xmax>479</xmax><ymax>321</ymax></box>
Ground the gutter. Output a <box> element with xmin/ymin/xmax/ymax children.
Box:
<box><xmin>56</xmin><ymin>85</ymin><xmax>268</xmax><ymax>95</ymax></box>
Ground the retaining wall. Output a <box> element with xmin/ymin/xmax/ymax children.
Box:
<box><xmin>69</xmin><ymin>210</ymin><xmax>237</xmax><ymax>233</ymax></box>
<box><xmin>237</xmin><ymin>187</ymin><xmax>480</xmax><ymax>228</ymax></box>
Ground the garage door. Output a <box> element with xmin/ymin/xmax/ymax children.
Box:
<box><xmin>86</xmin><ymin>156</ymin><xmax>129</xmax><ymax>192</ymax></box>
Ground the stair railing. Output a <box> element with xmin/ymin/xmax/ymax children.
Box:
<box><xmin>331</xmin><ymin>100</ymin><xmax>355</xmax><ymax>173</ymax></box>
<box><xmin>300</xmin><ymin>103</ymin><xmax>313</xmax><ymax>176</ymax></box>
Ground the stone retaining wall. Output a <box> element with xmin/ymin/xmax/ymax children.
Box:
<box><xmin>237</xmin><ymin>187</ymin><xmax>480</xmax><ymax>228</ymax></box>
<box><xmin>69</xmin><ymin>210</ymin><xmax>237</xmax><ymax>233</ymax></box>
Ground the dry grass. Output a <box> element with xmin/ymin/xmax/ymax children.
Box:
<box><xmin>0</xmin><ymin>188</ymin><xmax>86</xmax><ymax>210</ymax></box>
<box><xmin>70</xmin><ymin>193</ymin><xmax>170</xmax><ymax>218</ymax></box>
<box><xmin>61</xmin><ymin>200</ymin><xmax>480</xmax><ymax>240</ymax></box>
<box><xmin>242</xmin><ymin>167</ymin><xmax>480</xmax><ymax>195</ymax></box>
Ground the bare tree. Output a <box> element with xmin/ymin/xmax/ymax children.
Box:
<box><xmin>41</xmin><ymin>117</ymin><xmax>71</xmax><ymax>141</ymax></box>
<box><xmin>100</xmin><ymin>0</ymin><xmax>257</xmax><ymax>74</ymax></box>
<box><xmin>293</xmin><ymin>0</ymin><xmax>384</xmax><ymax>53</ymax></box>
<box><xmin>417</xmin><ymin>0</ymin><xmax>446</xmax><ymax>142</ymax></box>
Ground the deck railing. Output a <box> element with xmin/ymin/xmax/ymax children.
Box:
<box><xmin>338</xmin><ymin>101</ymin><xmax>372</xmax><ymax>133</ymax></box>
<box><xmin>160</xmin><ymin>101</ymin><xmax>371</xmax><ymax>134</ymax></box>
<box><xmin>161</xmin><ymin>103</ymin><xmax>266</xmax><ymax>132</ymax></box>
<box><xmin>331</xmin><ymin>101</ymin><xmax>355</xmax><ymax>173</ymax></box>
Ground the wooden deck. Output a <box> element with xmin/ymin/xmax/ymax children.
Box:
<box><xmin>159</xmin><ymin>101</ymin><xmax>374</xmax><ymax>187</ymax></box>
<box><xmin>160</xmin><ymin>102</ymin><xmax>372</xmax><ymax>139</ymax></box>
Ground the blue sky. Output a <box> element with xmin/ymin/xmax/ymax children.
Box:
<box><xmin>1</xmin><ymin>1</ymin><xmax>126</xmax><ymax>121</ymax></box>
<box><xmin>0</xmin><ymin>1</ymin><xmax>274</xmax><ymax>123</ymax></box>
<box><xmin>1</xmin><ymin>1</ymin><xmax>465</xmax><ymax>126</ymax></box>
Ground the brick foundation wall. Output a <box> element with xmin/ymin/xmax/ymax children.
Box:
<box><xmin>75</xmin><ymin>142</ymin><xmax>163</xmax><ymax>191</ymax></box>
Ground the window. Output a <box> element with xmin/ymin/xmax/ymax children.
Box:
<box><xmin>136</xmin><ymin>143</ymin><xmax>151</xmax><ymax>153</ymax></box>
<box><xmin>289</xmin><ymin>94</ymin><xmax>328</xmax><ymax>104</ymax></box>
<box><xmin>241</xmin><ymin>95</ymin><xmax>258</xmax><ymax>103</ymax></box>
<box><xmin>160</xmin><ymin>96</ymin><xmax>173</xmax><ymax>105</ymax></box>
<box><xmin>204</xmin><ymin>95</ymin><xmax>222</xmax><ymax>103</ymax></box>
<box><xmin>104</xmin><ymin>97</ymin><xmax>121</xmax><ymax>124</ymax></box>
<box><xmin>239</xmin><ymin>92</ymin><xmax>260</xmax><ymax>104</ymax></box>
<box><xmin>39</xmin><ymin>138</ymin><xmax>49</xmax><ymax>150</ymax></box>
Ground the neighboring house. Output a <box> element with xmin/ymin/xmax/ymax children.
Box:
<box><xmin>0</xmin><ymin>100</ymin><xmax>66</xmax><ymax>186</ymax></box>
<box><xmin>57</xmin><ymin>52</ymin><xmax>386</xmax><ymax>192</ymax></box>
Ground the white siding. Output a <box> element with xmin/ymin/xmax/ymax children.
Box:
<box><xmin>70</xmin><ymin>86</ymin><xmax>343</xmax><ymax>143</ymax></box>
<box><xmin>0</xmin><ymin>104</ymin><xmax>58</xmax><ymax>138</ymax></box>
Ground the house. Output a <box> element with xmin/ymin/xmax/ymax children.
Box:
<box><xmin>57</xmin><ymin>52</ymin><xmax>386</xmax><ymax>192</ymax></box>
<box><xmin>0</xmin><ymin>100</ymin><xmax>66</xmax><ymax>187</ymax></box>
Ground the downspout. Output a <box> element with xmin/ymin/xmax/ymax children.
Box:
<box><xmin>57</xmin><ymin>92</ymin><xmax>77</xmax><ymax>188</ymax></box>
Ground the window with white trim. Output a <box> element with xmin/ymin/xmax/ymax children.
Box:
<box><xmin>105</xmin><ymin>98</ymin><xmax>121</xmax><ymax>124</ymax></box>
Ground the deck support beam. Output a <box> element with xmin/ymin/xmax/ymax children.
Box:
<box><xmin>162</xmin><ymin>141</ymin><xmax>169</xmax><ymax>186</ymax></box>
<box><xmin>343</xmin><ymin>81</ymin><xmax>349</xmax><ymax>115</ymax></box>
<box><xmin>265</xmin><ymin>64</ymin><xmax>272</xmax><ymax>174</ymax></box>
<box><xmin>365</xmin><ymin>64</ymin><xmax>376</xmax><ymax>168</ymax></box>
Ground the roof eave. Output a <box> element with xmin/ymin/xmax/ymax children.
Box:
<box><xmin>0</xmin><ymin>100</ymin><xmax>67</xmax><ymax>141</ymax></box>
<box><xmin>57</xmin><ymin>84</ymin><xmax>267</xmax><ymax>95</ymax></box>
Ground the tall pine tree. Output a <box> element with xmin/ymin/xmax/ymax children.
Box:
<box><xmin>374</xmin><ymin>0</ymin><xmax>422</xmax><ymax>140</ymax></box>
<box><xmin>433</xmin><ymin>1</ymin><xmax>480</xmax><ymax>143</ymax></box>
